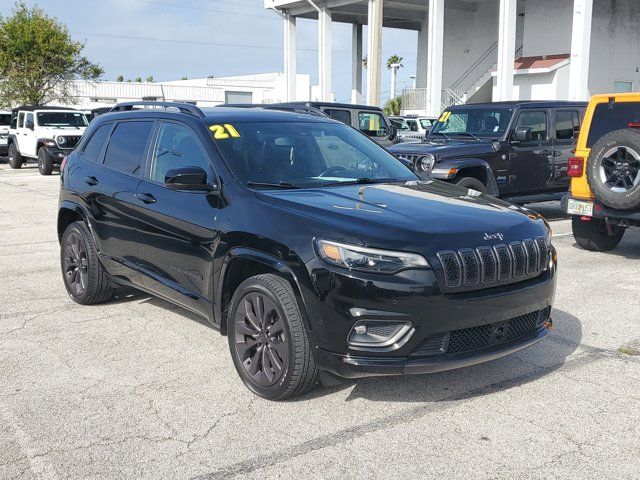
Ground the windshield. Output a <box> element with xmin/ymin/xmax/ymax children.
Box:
<box><xmin>419</xmin><ymin>118</ymin><xmax>434</xmax><ymax>130</ymax></box>
<box><xmin>430</xmin><ymin>108</ymin><xmax>513</xmax><ymax>138</ymax></box>
<box><xmin>390</xmin><ymin>118</ymin><xmax>410</xmax><ymax>131</ymax></box>
<box><xmin>0</xmin><ymin>114</ymin><xmax>10</xmax><ymax>126</ymax></box>
<box><xmin>211</xmin><ymin>121</ymin><xmax>417</xmax><ymax>188</ymax></box>
<box><xmin>37</xmin><ymin>112</ymin><xmax>88</xmax><ymax>127</ymax></box>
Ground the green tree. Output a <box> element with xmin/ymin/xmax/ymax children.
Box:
<box><xmin>116</xmin><ymin>75</ymin><xmax>124</xmax><ymax>82</ymax></box>
<box><xmin>383</xmin><ymin>96</ymin><xmax>402</xmax><ymax>116</ymax></box>
<box><xmin>386</xmin><ymin>54</ymin><xmax>404</xmax><ymax>70</ymax></box>
<box><xmin>134</xmin><ymin>76</ymin><xmax>142</xmax><ymax>83</ymax></box>
<box><xmin>180</xmin><ymin>76</ymin><xmax>188</xmax><ymax>81</ymax></box>
<box><xmin>362</xmin><ymin>56</ymin><xmax>368</xmax><ymax>70</ymax></box>
<box><xmin>146</xmin><ymin>75</ymin><xmax>154</xmax><ymax>83</ymax></box>
<box><xmin>0</xmin><ymin>2</ymin><xmax>103</xmax><ymax>107</ymax></box>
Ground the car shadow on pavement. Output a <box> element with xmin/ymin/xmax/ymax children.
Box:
<box><xmin>300</xmin><ymin>308</ymin><xmax>583</xmax><ymax>404</ymax></box>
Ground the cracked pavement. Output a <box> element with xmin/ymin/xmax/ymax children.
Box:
<box><xmin>1</xmin><ymin>164</ymin><xmax>639</xmax><ymax>479</ymax></box>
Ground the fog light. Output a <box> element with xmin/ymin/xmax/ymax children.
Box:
<box><xmin>354</xmin><ymin>325</ymin><xmax>368</xmax><ymax>335</ymax></box>
<box><xmin>347</xmin><ymin>320</ymin><xmax>414</xmax><ymax>352</ymax></box>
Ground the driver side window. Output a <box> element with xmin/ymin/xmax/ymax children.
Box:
<box><xmin>149</xmin><ymin>122</ymin><xmax>212</xmax><ymax>184</ymax></box>
<box><xmin>515</xmin><ymin>111</ymin><xmax>547</xmax><ymax>142</ymax></box>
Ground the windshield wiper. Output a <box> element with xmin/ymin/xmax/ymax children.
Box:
<box><xmin>246</xmin><ymin>181</ymin><xmax>299</xmax><ymax>189</ymax></box>
<box><xmin>429</xmin><ymin>132</ymin><xmax>451</xmax><ymax>141</ymax></box>
<box><xmin>322</xmin><ymin>178</ymin><xmax>398</xmax><ymax>187</ymax></box>
<box><xmin>454</xmin><ymin>132</ymin><xmax>481</xmax><ymax>141</ymax></box>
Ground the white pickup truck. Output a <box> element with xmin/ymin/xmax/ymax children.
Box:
<box><xmin>7</xmin><ymin>106</ymin><xmax>89</xmax><ymax>175</ymax></box>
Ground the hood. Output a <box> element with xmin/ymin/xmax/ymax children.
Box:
<box><xmin>389</xmin><ymin>138</ymin><xmax>499</xmax><ymax>159</ymax></box>
<box><xmin>38</xmin><ymin>126</ymin><xmax>86</xmax><ymax>137</ymax></box>
<box><xmin>257</xmin><ymin>180</ymin><xmax>549</xmax><ymax>259</ymax></box>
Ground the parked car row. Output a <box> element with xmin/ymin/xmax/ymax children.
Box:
<box><xmin>390</xmin><ymin>115</ymin><xmax>437</xmax><ymax>143</ymax></box>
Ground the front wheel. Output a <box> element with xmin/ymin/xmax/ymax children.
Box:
<box><xmin>571</xmin><ymin>216</ymin><xmax>625</xmax><ymax>252</ymax></box>
<box><xmin>38</xmin><ymin>147</ymin><xmax>54</xmax><ymax>175</ymax></box>
<box><xmin>228</xmin><ymin>274</ymin><xmax>318</xmax><ymax>400</ymax></box>
<box><xmin>454</xmin><ymin>176</ymin><xmax>488</xmax><ymax>193</ymax></box>
<box><xmin>8</xmin><ymin>143</ymin><xmax>22</xmax><ymax>169</ymax></box>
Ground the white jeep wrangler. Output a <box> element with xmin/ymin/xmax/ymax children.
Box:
<box><xmin>7</xmin><ymin>107</ymin><xmax>89</xmax><ymax>175</ymax></box>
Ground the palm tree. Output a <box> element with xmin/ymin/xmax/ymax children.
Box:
<box><xmin>362</xmin><ymin>56</ymin><xmax>368</xmax><ymax>70</ymax></box>
<box><xmin>386</xmin><ymin>54</ymin><xmax>404</xmax><ymax>70</ymax></box>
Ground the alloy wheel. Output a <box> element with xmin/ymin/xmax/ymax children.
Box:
<box><xmin>62</xmin><ymin>231</ymin><xmax>89</xmax><ymax>296</ymax></box>
<box><xmin>599</xmin><ymin>146</ymin><xmax>640</xmax><ymax>193</ymax></box>
<box><xmin>234</xmin><ymin>292</ymin><xmax>288</xmax><ymax>387</ymax></box>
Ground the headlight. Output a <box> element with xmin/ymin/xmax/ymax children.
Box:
<box><xmin>43</xmin><ymin>140</ymin><xmax>56</xmax><ymax>147</ymax></box>
<box><xmin>315</xmin><ymin>239</ymin><xmax>429</xmax><ymax>273</ymax></box>
<box><xmin>416</xmin><ymin>154</ymin><xmax>435</xmax><ymax>173</ymax></box>
<box><xmin>57</xmin><ymin>136</ymin><xmax>66</xmax><ymax>145</ymax></box>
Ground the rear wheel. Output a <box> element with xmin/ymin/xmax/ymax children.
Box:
<box><xmin>228</xmin><ymin>274</ymin><xmax>318</xmax><ymax>400</ymax></box>
<box><xmin>37</xmin><ymin>147</ymin><xmax>54</xmax><ymax>175</ymax></box>
<box><xmin>454</xmin><ymin>176</ymin><xmax>487</xmax><ymax>193</ymax></box>
<box><xmin>8</xmin><ymin>143</ymin><xmax>22</xmax><ymax>169</ymax></box>
<box><xmin>586</xmin><ymin>129</ymin><xmax>640</xmax><ymax>209</ymax></box>
<box><xmin>571</xmin><ymin>216</ymin><xmax>625</xmax><ymax>252</ymax></box>
<box><xmin>60</xmin><ymin>221</ymin><xmax>114</xmax><ymax>304</ymax></box>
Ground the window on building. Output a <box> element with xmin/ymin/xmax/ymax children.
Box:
<box><xmin>225</xmin><ymin>91</ymin><xmax>253</xmax><ymax>104</ymax></box>
<box><xmin>555</xmin><ymin>110</ymin><xmax>580</xmax><ymax>140</ymax></box>
<box><xmin>613</xmin><ymin>81</ymin><xmax>633</xmax><ymax>93</ymax></box>
<box><xmin>149</xmin><ymin>122</ymin><xmax>212</xmax><ymax>183</ymax></box>
<box><xmin>515</xmin><ymin>111</ymin><xmax>547</xmax><ymax>141</ymax></box>
<box><xmin>103</xmin><ymin>121</ymin><xmax>154</xmax><ymax>175</ymax></box>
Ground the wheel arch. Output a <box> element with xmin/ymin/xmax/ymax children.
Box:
<box><xmin>438</xmin><ymin>158</ymin><xmax>500</xmax><ymax>196</ymax></box>
<box><xmin>215</xmin><ymin>247</ymin><xmax>312</xmax><ymax>337</ymax></box>
<box><xmin>57</xmin><ymin>201</ymin><xmax>91</xmax><ymax>244</ymax></box>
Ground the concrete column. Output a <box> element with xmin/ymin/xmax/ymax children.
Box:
<box><xmin>495</xmin><ymin>0</ymin><xmax>517</xmax><ymax>101</ymax></box>
<box><xmin>416</xmin><ymin>18</ymin><xmax>428</xmax><ymax>89</ymax></box>
<box><xmin>283</xmin><ymin>14</ymin><xmax>297</xmax><ymax>102</ymax></box>
<box><xmin>351</xmin><ymin>23</ymin><xmax>363</xmax><ymax>104</ymax></box>
<box><xmin>366</xmin><ymin>0</ymin><xmax>383</xmax><ymax>106</ymax></box>
<box><xmin>318</xmin><ymin>7</ymin><xmax>332</xmax><ymax>102</ymax></box>
<box><xmin>426</xmin><ymin>0</ymin><xmax>444</xmax><ymax>116</ymax></box>
<box><xmin>568</xmin><ymin>0</ymin><xmax>593</xmax><ymax>101</ymax></box>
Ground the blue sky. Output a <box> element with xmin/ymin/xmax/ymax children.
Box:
<box><xmin>0</xmin><ymin>0</ymin><xmax>417</xmax><ymax>103</ymax></box>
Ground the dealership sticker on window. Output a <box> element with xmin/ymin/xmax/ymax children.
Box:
<box><xmin>438</xmin><ymin>111</ymin><xmax>452</xmax><ymax>122</ymax></box>
<box><xmin>209</xmin><ymin>124</ymin><xmax>240</xmax><ymax>140</ymax></box>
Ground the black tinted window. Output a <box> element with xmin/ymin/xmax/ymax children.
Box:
<box><xmin>0</xmin><ymin>114</ymin><xmax>10</xmax><ymax>125</ymax></box>
<box><xmin>555</xmin><ymin>110</ymin><xmax>580</xmax><ymax>140</ymax></box>
<box><xmin>516</xmin><ymin>111</ymin><xmax>547</xmax><ymax>141</ymax></box>
<box><xmin>82</xmin><ymin>124</ymin><xmax>112</xmax><ymax>162</ymax></box>
<box><xmin>587</xmin><ymin>102</ymin><xmax>640</xmax><ymax>147</ymax></box>
<box><xmin>324</xmin><ymin>109</ymin><xmax>352</xmax><ymax>125</ymax></box>
<box><xmin>103</xmin><ymin>121</ymin><xmax>154</xmax><ymax>175</ymax></box>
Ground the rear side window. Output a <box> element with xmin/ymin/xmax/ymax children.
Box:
<box><xmin>0</xmin><ymin>114</ymin><xmax>10</xmax><ymax>126</ymax></box>
<box><xmin>555</xmin><ymin>110</ymin><xmax>580</xmax><ymax>140</ymax></box>
<box><xmin>82</xmin><ymin>124</ymin><xmax>112</xmax><ymax>162</ymax></box>
<box><xmin>587</xmin><ymin>102</ymin><xmax>640</xmax><ymax>147</ymax></box>
<box><xmin>103</xmin><ymin>121</ymin><xmax>154</xmax><ymax>175</ymax></box>
<box><xmin>359</xmin><ymin>111</ymin><xmax>388</xmax><ymax>137</ymax></box>
<box><xmin>516</xmin><ymin>111</ymin><xmax>547</xmax><ymax>141</ymax></box>
<box><xmin>324</xmin><ymin>109</ymin><xmax>352</xmax><ymax>125</ymax></box>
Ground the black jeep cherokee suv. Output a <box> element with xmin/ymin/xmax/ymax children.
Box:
<box><xmin>390</xmin><ymin>101</ymin><xmax>586</xmax><ymax>204</ymax></box>
<box><xmin>58</xmin><ymin>101</ymin><xmax>557</xmax><ymax>400</ymax></box>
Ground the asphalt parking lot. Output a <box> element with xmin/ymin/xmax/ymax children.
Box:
<box><xmin>1</xmin><ymin>163</ymin><xmax>639</xmax><ymax>480</ymax></box>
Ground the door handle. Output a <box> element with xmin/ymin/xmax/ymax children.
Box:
<box><xmin>84</xmin><ymin>176</ymin><xmax>99</xmax><ymax>186</ymax></box>
<box><xmin>540</xmin><ymin>150</ymin><xmax>553</xmax><ymax>156</ymax></box>
<box><xmin>135</xmin><ymin>193</ymin><xmax>156</xmax><ymax>204</ymax></box>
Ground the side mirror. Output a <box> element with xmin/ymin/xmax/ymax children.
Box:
<box><xmin>388</xmin><ymin>124</ymin><xmax>398</xmax><ymax>141</ymax></box>
<box><xmin>165</xmin><ymin>166</ymin><xmax>217</xmax><ymax>192</ymax></box>
<box><xmin>25</xmin><ymin>120</ymin><xmax>34</xmax><ymax>130</ymax></box>
<box><xmin>513</xmin><ymin>126</ymin><xmax>532</xmax><ymax>143</ymax></box>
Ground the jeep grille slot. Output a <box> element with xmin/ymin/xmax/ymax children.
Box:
<box><xmin>437</xmin><ymin>237</ymin><xmax>549</xmax><ymax>290</ymax></box>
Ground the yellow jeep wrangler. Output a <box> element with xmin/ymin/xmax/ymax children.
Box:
<box><xmin>563</xmin><ymin>93</ymin><xmax>640</xmax><ymax>251</ymax></box>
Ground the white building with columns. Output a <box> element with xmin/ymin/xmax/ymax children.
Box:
<box><xmin>265</xmin><ymin>0</ymin><xmax>640</xmax><ymax>116</ymax></box>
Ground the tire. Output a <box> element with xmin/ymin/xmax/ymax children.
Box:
<box><xmin>37</xmin><ymin>147</ymin><xmax>54</xmax><ymax>175</ymax></box>
<box><xmin>8</xmin><ymin>143</ymin><xmax>22</xmax><ymax>169</ymax></box>
<box><xmin>228</xmin><ymin>274</ymin><xmax>318</xmax><ymax>400</ymax></box>
<box><xmin>60</xmin><ymin>221</ymin><xmax>114</xmax><ymax>305</ymax></box>
<box><xmin>586</xmin><ymin>129</ymin><xmax>640</xmax><ymax>210</ymax></box>
<box><xmin>571</xmin><ymin>216</ymin><xmax>625</xmax><ymax>252</ymax></box>
<box><xmin>454</xmin><ymin>176</ymin><xmax>488</xmax><ymax>193</ymax></box>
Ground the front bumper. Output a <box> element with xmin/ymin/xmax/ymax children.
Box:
<box><xmin>307</xmin><ymin>253</ymin><xmax>557</xmax><ymax>379</ymax></box>
<box><xmin>43</xmin><ymin>146</ymin><xmax>69</xmax><ymax>165</ymax></box>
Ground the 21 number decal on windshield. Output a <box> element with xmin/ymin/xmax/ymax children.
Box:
<box><xmin>209</xmin><ymin>124</ymin><xmax>241</xmax><ymax>140</ymax></box>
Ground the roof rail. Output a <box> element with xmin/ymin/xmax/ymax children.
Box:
<box><xmin>109</xmin><ymin>101</ymin><xmax>205</xmax><ymax>118</ymax></box>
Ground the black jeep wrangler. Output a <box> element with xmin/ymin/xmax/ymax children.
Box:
<box><xmin>390</xmin><ymin>101</ymin><xmax>587</xmax><ymax>204</ymax></box>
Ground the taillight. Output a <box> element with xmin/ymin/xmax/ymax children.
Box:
<box><xmin>567</xmin><ymin>157</ymin><xmax>584</xmax><ymax>177</ymax></box>
<box><xmin>60</xmin><ymin>156</ymin><xmax>68</xmax><ymax>172</ymax></box>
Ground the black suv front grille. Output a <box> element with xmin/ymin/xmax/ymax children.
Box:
<box><xmin>411</xmin><ymin>307</ymin><xmax>550</xmax><ymax>357</ymax></box>
<box><xmin>437</xmin><ymin>237</ymin><xmax>550</xmax><ymax>290</ymax></box>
